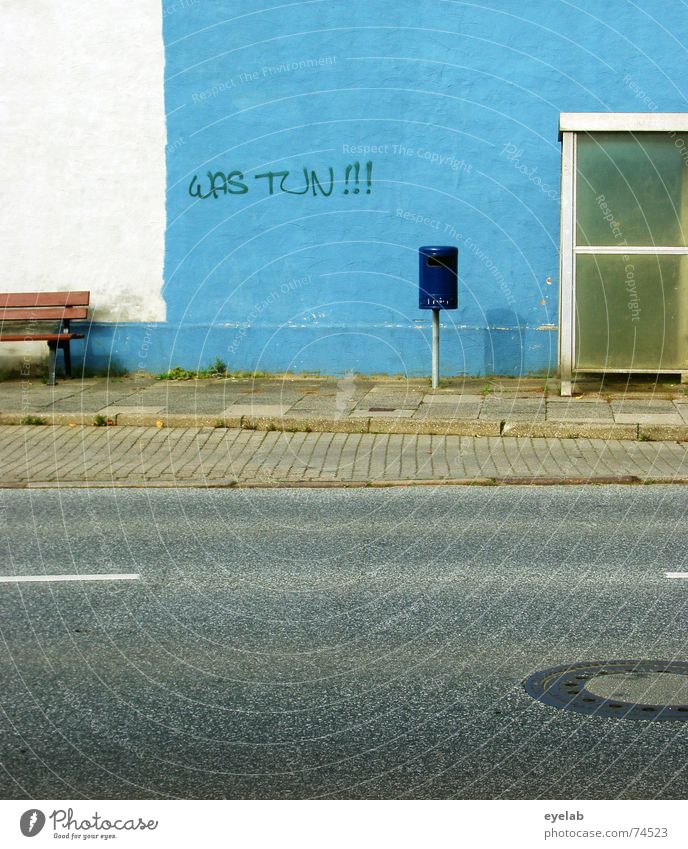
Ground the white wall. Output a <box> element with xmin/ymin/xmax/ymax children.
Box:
<box><xmin>0</xmin><ymin>0</ymin><xmax>166</xmax><ymax>365</ymax></box>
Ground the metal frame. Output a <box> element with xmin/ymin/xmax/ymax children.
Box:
<box><xmin>558</xmin><ymin>113</ymin><xmax>688</xmax><ymax>395</ymax></box>
<box><xmin>46</xmin><ymin>337</ymin><xmax>73</xmax><ymax>387</ymax></box>
<box><xmin>560</xmin><ymin>112</ymin><xmax>688</xmax><ymax>132</ymax></box>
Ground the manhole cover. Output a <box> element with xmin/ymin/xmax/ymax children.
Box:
<box><xmin>524</xmin><ymin>660</ymin><xmax>688</xmax><ymax>720</ymax></box>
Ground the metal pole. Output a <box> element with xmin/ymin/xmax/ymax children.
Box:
<box><xmin>432</xmin><ymin>308</ymin><xmax>440</xmax><ymax>389</ymax></box>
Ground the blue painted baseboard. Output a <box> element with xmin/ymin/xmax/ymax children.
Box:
<box><xmin>73</xmin><ymin>321</ymin><xmax>556</xmax><ymax>378</ymax></box>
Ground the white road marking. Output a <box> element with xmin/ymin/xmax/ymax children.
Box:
<box><xmin>665</xmin><ymin>573</ymin><xmax>688</xmax><ymax>579</ymax></box>
<box><xmin>0</xmin><ymin>574</ymin><xmax>140</xmax><ymax>584</ymax></box>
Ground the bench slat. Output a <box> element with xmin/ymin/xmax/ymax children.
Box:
<box><xmin>0</xmin><ymin>333</ymin><xmax>84</xmax><ymax>342</ymax></box>
<box><xmin>0</xmin><ymin>307</ymin><xmax>88</xmax><ymax>321</ymax></box>
<box><xmin>0</xmin><ymin>291</ymin><xmax>90</xmax><ymax>308</ymax></box>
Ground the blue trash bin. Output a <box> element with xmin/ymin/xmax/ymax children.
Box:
<box><xmin>419</xmin><ymin>246</ymin><xmax>458</xmax><ymax>310</ymax></box>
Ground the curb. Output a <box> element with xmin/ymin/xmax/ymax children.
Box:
<box><xmin>2</xmin><ymin>413</ymin><xmax>688</xmax><ymax>442</ymax></box>
<box><xmin>3</xmin><ymin>475</ymin><xmax>688</xmax><ymax>489</ymax></box>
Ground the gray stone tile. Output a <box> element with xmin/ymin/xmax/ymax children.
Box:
<box><xmin>98</xmin><ymin>405</ymin><xmax>166</xmax><ymax>416</ymax></box>
<box><xmin>413</xmin><ymin>405</ymin><xmax>481</xmax><ymax>420</ymax></box>
<box><xmin>289</xmin><ymin>398</ymin><xmax>351</xmax><ymax>411</ymax></box>
<box><xmin>362</xmin><ymin>395</ymin><xmax>424</xmax><ymax>403</ymax></box>
<box><xmin>614</xmin><ymin>413</ymin><xmax>683</xmax><ymax>425</ymax></box>
<box><xmin>365</xmin><ymin>384</ymin><xmax>424</xmax><ymax>393</ymax></box>
<box><xmin>547</xmin><ymin>403</ymin><xmax>613</xmax><ymax>421</ymax></box>
<box><xmin>611</xmin><ymin>400</ymin><xmax>678</xmax><ymax>414</ymax></box>
<box><xmin>482</xmin><ymin>401</ymin><xmax>546</xmax><ymax>419</ymax></box>
<box><xmin>421</xmin><ymin>394</ymin><xmax>484</xmax><ymax>405</ymax></box>
<box><xmin>349</xmin><ymin>409</ymin><xmax>415</xmax><ymax>418</ymax></box>
<box><xmin>222</xmin><ymin>404</ymin><xmax>290</xmax><ymax>417</ymax></box>
<box><xmin>49</xmin><ymin>393</ymin><xmax>143</xmax><ymax>411</ymax></box>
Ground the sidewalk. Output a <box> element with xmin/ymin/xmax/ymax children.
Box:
<box><xmin>3</xmin><ymin>373</ymin><xmax>688</xmax><ymax>442</ymax></box>
<box><xmin>4</xmin><ymin>375</ymin><xmax>688</xmax><ymax>485</ymax></box>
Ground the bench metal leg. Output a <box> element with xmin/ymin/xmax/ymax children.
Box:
<box><xmin>61</xmin><ymin>340</ymin><xmax>72</xmax><ymax>378</ymax></box>
<box><xmin>47</xmin><ymin>341</ymin><xmax>57</xmax><ymax>386</ymax></box>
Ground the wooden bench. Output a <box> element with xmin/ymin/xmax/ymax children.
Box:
<box><xmin>0</xmin><ymin>291</ymin><xmax>90</xmax><ymax>385</ymax></box>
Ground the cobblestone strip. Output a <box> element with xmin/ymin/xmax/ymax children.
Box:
<box><xmin>335</xmin><ymin>433</ymin><xmax>360</xmax><ymax>480</ymax></box>
<box><xmin>497</xmin><ymin>437</ymin><xmax>524</xmax><ymax>477</ymax></box>
<box><xmin>217</xmin><ymin>429</ymin><xmax>258</xmax><ymax>479</ymax></box>
<box><xmin>271</xmin><ymin>430</ymin><xmax>308</xmax><ymax>480</ymax></box>
<box><xmin>32</xmin><ymin>426</ymin><xmax>103</xmax><ymax>480</ymax></box>
<box><xmin>636</xmin><ymin>441</ymin><xmax>682</xmax><ymax>478</ymax></box>
<box><xmin>167</xmin><ymin>428</ymin><xmax>219</xmax><ymax>479</ymax></box>
<box><xmin>415</xmin><ymin>435</ymin><xmax>434</xmax><ymax>479</ymax></box>
<box><xmin>104</xmin><ymin>427</ymin><xmax>163</xmax><ymax>480</ymax></box>
<box><xmin>544</xmin><ymin>438</ymin><xmax>579</xmax><ymax>477</ymax></box>
<box><xmin>318</xmin><ymin>432</ymin><xmax>347</xmax><ymax>479</ymax></box>
<box><xmin>4</xmin><ymin>426</ymin><xmax>688</xmax><ymax>485</ymax></box>
<box><xmin>111</xmin><ymin>428</ymin><xmax>171</xmax><ymax>479</ymax></box>
<box><xmin>154</xmin><ymin>428</ymin><xmax>207</xmax><ymax>478</ymax></box>
<box><xmin>1</xmin><ymin>427</ymin><xmax>47</xmax><ymax>466</ymax></box>
<box><xmin>198</xmin><ymin>428</ymin><xmax>244</xmax><ymax>479</ymax></box>
<box><xmin>305</xmin><ymin>432</ymin><xmax>334</xmax><ymax>480</ymax></box>
<box><xmin>2</xmin><ymin>425</ymin><xmax>60</xmax><ymax>472</ymax></box>
<box><xmin>351</xmin><ymin>434</ymin><xmax>374</xmax><ymax>481</ymax></box>
<box><xmin>77</xmin><ymin>427</ymin><xmax>140</xmax><ymax>480</ymax></box>
<box><xmin>253</xmin><ymin>431</ymin><xmax>297</xmax><ymax>481</ymax></box>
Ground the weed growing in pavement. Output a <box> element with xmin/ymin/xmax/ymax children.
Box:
<box><xmin>156</xmin><ymin>359</ymin><xmax>274</xmax><ymax>381</ymax></box>
<box><xmin>93</xmin><ymin>414</ymin><xmax>113</xmax><ymax>427</ymax></box>
<box><xmin>20</xmin><ymin>415</ymin><xmax>47</xmax><ymax>425</ymax></box>
<box><xmin>156</xmin><ymin>358</ymin><xmax>227</xmax><ymax>380</ymax></box>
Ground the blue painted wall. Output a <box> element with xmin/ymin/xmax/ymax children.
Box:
<box><xmin>88</xmin><ymin>0</ymin><xmax>688</xmax><ymax>376</ymax></box>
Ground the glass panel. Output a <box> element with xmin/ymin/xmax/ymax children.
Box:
<box><xmin>576</xmin><ymin>132</ymin><xmax>688</xmax><ymax>246</ymax></box>
<box><xmin>575</xmin><ymin>254</ymin><xmax>688</xmax><ymax>369</ymax></box>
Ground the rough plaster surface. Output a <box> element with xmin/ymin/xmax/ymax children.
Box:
<box><xmin>161</xmin><ymin>0</ymin><xmax>688</xmax><ymax>376</ymax></box>
<box><xmin>4</xmin><ymin>1</ymin><xmax>688</xmax><ymax>377</ymax></box>
<box><xmin>0</xmin><ymin>0</ymin><xmax>166</xmax><ymax>367</ymax></box>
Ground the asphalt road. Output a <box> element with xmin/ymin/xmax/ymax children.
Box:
<box><xmin>1</xmin><ymin>486</ymin><xmax>688</xmax><ymax>800</ymax></box>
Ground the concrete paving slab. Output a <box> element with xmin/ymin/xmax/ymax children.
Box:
<box><xmin>48</xmin><ymin>390</ymin><xmax>144</xmax><ymax>409</ymax></box>
<box><xmin>547</xmin><ymin>406</ymin><xmax>614</xmax><ymax>421</ymax></box>
<box><xmin>365</xmin><ymin>384</ymin><xmax>424</xmax><ymax>393</ymax></box>
<box><xmin>290</xmin><ymin>406</ymin><xmax>354</xmax><ymax>417</ymax></box>
<box><xmin>98</xmin><ymin>405</ymin><xmax>166</xmax><ymax>416</ymax></box>
<box><xmin>6</xmin><ymin>374</ymin><xmax>688</xmax><ymax>443</ymax></box>
<box><xmin>350</xmin><ymin>409</ymin><xmax>415</xmax><ymax>418</ymax></box>
<box><xmin>611</xmin><ymin>400</ymin><xmax>679</xmax><ymax>414</ymax></box>
<box><xmin>482</xmin><ymin>399</ymin><xmax>546</xmax><ymax>411</ymax></box>
<box><xmin>615</xmin><ymin>413</ymin><xmax>683</xmax><ymax>425</ymax></box>
<box><xmin>0</xmin><ymin>383</ymin><xmax>94</xmax><ymax>394</ymax></box>
<box><xmin>413</xmin><ymin>406</ymin><xmax>481</xmax><ymax>420</ymax></box>
<box><xmin>421</xmin><ymin>394</ymin><xmax>484</xmax><ymax>404</ymax></box>
<box><xmin>222</xmin><ymin>404</ymin><xmax>290</xmax><ymax>416</ymax></box>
